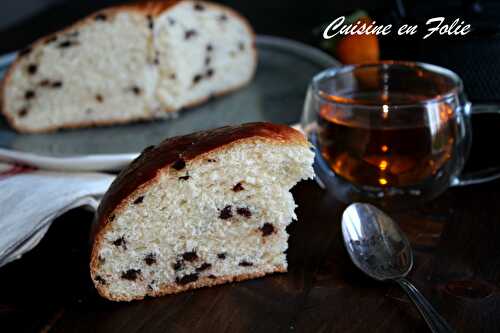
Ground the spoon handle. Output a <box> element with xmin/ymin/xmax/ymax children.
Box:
<box><xmin>396</xmin><ymin>278</ymin><xmax>455</xmax><ymax>333</ymax></box>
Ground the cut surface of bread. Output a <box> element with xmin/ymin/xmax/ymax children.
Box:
<box><xmin>1</xmin><ymin>0</ymin><xmax>256</xmax><ymax>133</ymax></box>
<box><xmin>90</xmin><ymin>123</ymin><xmax>314</xmax><ymax>301</ymax></box>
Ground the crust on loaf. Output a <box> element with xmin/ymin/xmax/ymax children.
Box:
<box><xmin>89</xmin><ymin>122</ymin><xmax>309</xmax><ymax>300</ymax></box>
<box><xmin>0</xmin><ymin>0</ymin><xmax>257</xmax><ymax>133</ymax></box>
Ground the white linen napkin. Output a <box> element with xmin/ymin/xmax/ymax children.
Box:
<box><xmin>0</xmin><ymin>162</ymin><xmax>114</xmax><ymax>267</ymax></box>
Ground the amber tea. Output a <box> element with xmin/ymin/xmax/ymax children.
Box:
<box><xmin>317</xmin><ymin>93</ymin><xmax>458</xmax><ymax>188</ymax></box>
<box><xmin>303</xmin><ymin>62</ymin><xmax>500</xmax><ymax>206</ymax></box>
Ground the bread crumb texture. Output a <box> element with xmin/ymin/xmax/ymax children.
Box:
<box><xmin>2</xmin><ymin>1</ymin><xmax>256</xmax><ymax>132</ymax></box>
<box><xmin>91</xmin><ymin>128</ymin><xmax>314</xmax><ymax>301</ymax></box>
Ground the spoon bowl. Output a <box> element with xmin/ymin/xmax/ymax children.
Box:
<box><xmin>341</xmin><ymin>202</ymin><xmax>413</xmax><ymax>281</ymax></box>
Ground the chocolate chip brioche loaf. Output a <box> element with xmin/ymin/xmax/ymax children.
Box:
<box><xmin>1</xmin><ymin>1</ymin><xmax>256</xmax><ymax>133</ymax></box>
<box><xmin>90</xmin><ymin>123</ymin><xmax>314</xmax><ymax>301</ymax></box>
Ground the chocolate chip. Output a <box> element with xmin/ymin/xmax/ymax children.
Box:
<box><xmin>185</xmin><ymin>29</ymin><xmax>197</xmax><ymax>39</ymax></box>
<box><xmin>112</xmin><ymin>236</ymin><xmax>127</xmax><ymax>249</ymax></box>
<box><xmin>133</xmin><ymin>196</ymin><xmax>144</xmax><ymax>205</ymax></box>
<box><xmin>58</xmin><ymin>40</ymin><xmax>78</xmax><ymax>48</ymax></box>
<box><xmin>147</xmin><ymin>283</ymin><xmax>154</xmax><ymax>291</ymax></box>
<box><xmin>131</xmin><ymin>86</ymin><xmax>141</xmax><ymax>95</ymax></box>
<box><xmin>27</xmin><ymin>64</ymin><xmax>37</xmax><ymax>75</ymax></box>
<box><xmin>232</xmin><ymin>183</ymin><xmax>244</xmax><ymax>192</ymax></box>
<box><xmin>39</xmin><ymin>79</ymin><xmax>50</xmax><ymax>87</ymax></box>
<box><xmin>19</xmin><ymin>47</ymin><xmax>32</xmax><ymax>56</ymax></box>
<box><xmin>205</xmin><ymin>68</ymin><xmax>214</xmax><ymax>78</ymax></box>
<box><xmin>205</xmin><ymin>56</ymin><xmax>211</xmax><ymax>66</ymax></box>
<box><xmin>144</xmin><ymin>253</ymin><xmax>157</xmax><ymax>265</ymax></box>
<box><xmin>172</xmin><ymin>260</ymin><xmax>183</xmax><ymax>271</ymax></box>
<box><xmin>25</xmin><ymin>90</ymin><xmax>35</xmax><ymax>100</ymax></box>
<box><xmin>196</xmin><ymin>263</ymin><xmax>212</xmax><ymax>272</ymax></box>
<box><xmin>260</xmin><ymin>223</ymin><xmax>275</xmax><ymax>236</ymax></box>
<box><xmin>172</xmin><ymin>158</ymin><xmax>186</xmax><ymax>170</ymax></box>
<box><xmin>208</xmin><ymin>275</ymin><xmax>216</xmax><ymax>279</ymax></box>
<box><xmin>193</xmin><ymin>74</ymin><xmax>203</xmax><ymax>84</ymax></box>
<box><xmin>121</xmin><ymin>269</ymin><xmax>141</xmax><ymax>281</ymax></box>
<box><xmin>95</xmin><ymin>14</ymin><xmax>107</xmax><ymax>21</ymax></box>
<box><xmin>238</xmin><ymin>42</ymin><xmax>245</xmax><ymax>51</ymax></box>
<box><xmin>206</xmin><ymin>44</ymin><xmax>213</xmax><ymax>52</ymax></box>
<box><xmin>182</xmin><ymin>251</ymin><xmax>198</xmax><ymax>262</ymax></box>
<box><xmin>147</xmin><ymin>15</ymin><xmax>154</xmax><ymax>29</ymax></box>
<box><xmin>219</xmin><ymin>14</ymin><xmax>228</xmax><ymax>21</ymax></box>
<box><xmin>207</xmin><ymin>159</ymin><xmax>216</xmax><ymax>163</ymax></box>
<box><xmin>45</xmin><ymin>36</ymin><xmax>58</xmax><ymax>44</ymax></box>
<box><xmin>219</xmin><ymin>206</ymin><xmax>233</xmax><ymax>220</ymax></box>
<box><xmin>109</xmin><ymin>214</ymin><xmax>115</xmax><ymax>222</ymax></box>
<box><xmin>239</xmin><ymin>261</ymin><xmax>253</xmax><ymax>267</ymax></box>
<box><xmin>95</xmin><ymin>275</ymin><xmax>107</xmax><ymax>285</ymax></box>
<box><xmin>98</xmin><ymin>256</ymin><xmax>106</xmax><ymax>263</ymax></box>
<box><xmin>194</xmin><ymin>3</ymin><xmax>205</xmax><ymax>10</ymax></box>
<box><xmin>179</xmin><ymin>175</ymin><xmax>190</xmax><ymax>181</ymax></box>
<box><xmin>18</xmin><ymin>108</ymin><xmax>28</xmax><ymax>117</ymax></box>
<box><xmin>176</xmin><ymin>273</ymin><xmax>199</xmax><ymax>285</ymax></box>
<box><xmin>217</xmin><ymin>253</ymin><xmax>226</xmax><ymax>260</ymax></box>
<box><xmin>169</xmin><ymin>73</ymin><xmax>176</xmax><ymax>80</ymax></box>
<box><xmin>95</xmin><ymin>94</ymin><xmax>103</xmax><ymax>103</ymax></box>
<box><xmin>237</xmin><ymin>207</ymin><xmax>252</xmax><ymax>218</ymax></box>
<box><xmin>51</xmin><ymin>81</ymin><xmax>63</xmax><ymax>88</ymax></box>
<box><xmin>208</xmin><ymin>93</ymin><xmax>217</xmax><ymax>102</ymax></box>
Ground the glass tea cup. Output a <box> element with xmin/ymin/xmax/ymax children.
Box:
<box><xmin>302</xmin><ymin>61</ymin><xmax>500</xmax><ymax>208</ymax></box>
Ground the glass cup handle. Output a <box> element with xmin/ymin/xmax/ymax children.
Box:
<box><xmin>452</xmin><ymin>104</ymin><xmax>500</xmax><ymax>187</ymax></box>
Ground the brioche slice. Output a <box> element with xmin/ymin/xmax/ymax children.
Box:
<box><xmin>90</xmin><ymin>123</ymin><xmax>314</xmax><ymax>301</ymax></box>
<box><xmin>1</xmin><ymin>1</ymin><xmax>256</xmax><ymax>133</ymax></box>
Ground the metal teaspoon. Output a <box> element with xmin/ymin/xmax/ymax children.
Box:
<box><xmin>341</xmin><ymin>203</ymin><xmax>454</xmax><ymax>333</ymax></box>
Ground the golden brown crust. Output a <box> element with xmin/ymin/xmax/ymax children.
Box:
<box><xmin>95</xmin><ymin>266</ymin><xmax>287</xmax><ymax>302</ymax></box>
<box><xmin>89</xmin><ymin>123</ymin><xmax>306</xmax><ymax>300</ymax></box>
<box><xmin>0</xmin><ymin>0</ymin><xmax>257</xmax><ymax>133</ymax></box>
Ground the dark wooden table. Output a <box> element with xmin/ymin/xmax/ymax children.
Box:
<box><xmin>2</xmin><ymin>1</ymin><xmax>500</xmax><ymax>332</ymax></box>
<box><xmin>1</xmin><ymin>172</ymin><xmax>500</xmax><ymax>332</ymax></box>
